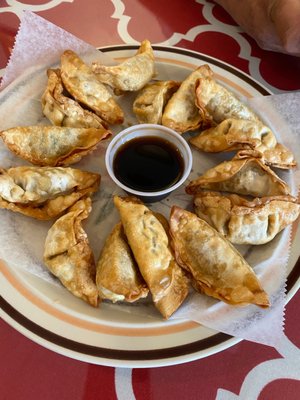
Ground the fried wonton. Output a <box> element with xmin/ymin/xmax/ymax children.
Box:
<box><xmin>44</xmin><ymin>197</ymin><xmax>99</xmax><ymax>307</ymax></box>
<box><xmin>161</xmin><ymin>64</ymin><xmax>214</xmax><ymax>133</ymax></box>
<box><xmin>133</xmin><ymin>80</ymin><xmax>180</xmax><ymax>124</ymax></box>
<box><xmin>194</xmin><ymin>192</ymin><xmax>300</xmax><ymax>245</ymax></box>
<box><xmin>0</xmin><ymin>125</ymin><xmax>111</xmax><ymax>166</ymax></box>
<box><xmin>189</xmin><ymin>118</ymin><xmax>296</xmax><ymax>169</ymax></box>
<box><xmin>0</xmin><ymin>166</ymin><xmax>100</xmax><ymax>220</ymax></box>
<box><xmin>195</xmin><ymin>77</ymin><xmax>260</xmax><ymax>125</ymax></box>
<box><xmin>114</xmin><ymin>196</ymin><xmax>189</xmax><ymax>319</ymax></box>
<box><xmin>96</xmin><ymin>222</ymin><xmax>149</xmax><ymax>303</ymax></box>
<box><xmin>60</xmin><ymin>50</ymin><xmax>124</xmax><ymax>124</ymax></box>
<box><xmin>92</xmin><ymin>40</ymin><xmax>155</xmax><ymax>92</ymax></box>
<box><xmin>41</xmin><ymin>69</ymin><xmax>109</xmax><ymax>129</ymax></box>
<box><xmin>169</xmin><ymin>206</ymin><xmax>270</xmax><ymax>307</ymax></box>
<box><xmin>186</xmin><ymin>157</ymin><xmax>290</xmax><ymax>197</ymax></box>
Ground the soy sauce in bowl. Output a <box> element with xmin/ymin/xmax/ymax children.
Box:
<box><xmin>105</xmin><ymin>124</ymin><xmax>193</xmax><ymax>202</ymax></box>
<box><xmin>113</xmin><ymin>136</ymin><xmax>184</xmax><ymax>192</ymax></box>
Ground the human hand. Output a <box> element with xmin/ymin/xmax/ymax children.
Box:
<box><xmin>214</xmin><ymin>0</ymin><xmax>300</xmax><ymax>56</ymax></box>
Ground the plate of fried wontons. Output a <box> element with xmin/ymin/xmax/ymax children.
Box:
<box><xmin>0</xmin><ymin>43</ymin><xmax>299</xmax><ymax>368</ymax></box>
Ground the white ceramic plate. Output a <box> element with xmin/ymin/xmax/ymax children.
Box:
<box><xmin>0</xmin><ymin>46</ymin><xmax>299</xmax><ymax>368</ymax></box>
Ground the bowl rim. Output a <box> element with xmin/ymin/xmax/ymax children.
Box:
<box><xmin>105</xmin><ymin>123</ymin><xmax>193</xmax><ymax>198</ymax></box>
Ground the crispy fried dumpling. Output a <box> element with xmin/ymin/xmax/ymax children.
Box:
<box><xmin>60</xmin><ymin>50</ymin><xmax>124</xmax><ymax>124</ymax></box>
<box><xmin>92</xmin><ymin>40</ymin><xmax>155</xmax><ymax>92</ymax></box>
<box><xmin>0</xmin><ymin>125</ymin><xmax>111</xmax><ymax>166</ymax></box>
<box><xmin>96</xmin><ymin>222</ymin><xmax>149</xmax><ymax>303</ymax></box>
<box><xmin>195</xmin><ymin>77</ymin><xmax>260</xmax><ymax>125</ymax></box>
<box><xmin>133</xmin><ymin>80</ymin><xmax>180</xmax><ymax>124</ymax></box>
<box><xmin>189</xmin><ymin>118</ymin><xmax>296</xmax><ymax>169</ymax></box>
<box><xmin>161</xmin><ymin>64</ymin><xmax>213</xmax><ymax>133</ymax></box>
<box><xmin>236</xmin><ymin>145</ymin><xmax>296</xmax><ymax>170</ymax></box>
<box><xmin>0</xmin><ymin>166</ymin><xmax>100</xmax><ymax>220</ymax></box>
<box><xmin>186</xmin><ymin>157</ymin><xmax>290</xmax><ymax>197</ymax></box>
<box><xmin>169</xmin><ymin>206</ymin><xmax>270</xmax><ymax>307</ymax></box>
<box><xmin>114</xmin><ymin>196</ymin><xmax>189</xmax><ymax>319</ymax></box>
<box><xmin>194</xmin><ymin>192</ymin><xmax>300</xmax><ymax>244</ymax></box>
<box><xmin>190</xmin><ymin>118</ymin><xmax>277</xmax><ymax>152</ymax></box>
<box><xmin>44</xmin><ymin>197</ymin><xmax>99</xmax><ymax>307</ymax></box>
<box><xmin>41</xmin><ymin>69</ymin><xmax>109</xmax><ymax>129</ymax></box>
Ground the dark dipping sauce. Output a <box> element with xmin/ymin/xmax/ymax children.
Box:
<box><xmin>113</xmin><ymin>136</ymin><xmax>184</xmax><ymax>192</ymax></box>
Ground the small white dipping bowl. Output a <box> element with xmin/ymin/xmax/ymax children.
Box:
<box><xmin>105</xmin><ymin>124</ymin><xmax>193</xmax><ymax>202</ymax></box>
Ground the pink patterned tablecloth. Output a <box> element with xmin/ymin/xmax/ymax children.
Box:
<box><xmin>0</xmin><ymin>1</ymin><xmax>300</xmax><ymax>399</ymax></box>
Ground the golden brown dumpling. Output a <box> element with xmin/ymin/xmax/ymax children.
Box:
<box><xmin>114</xmin><ymin>196</ymin><xmax>189</xmax><ymax>319</ymax></box>
<box><xmin>190</xmin><ymin>118</ymin><xmax>277</xmax><ymax>153</ymax></box>
<box><xmin>186</xmin><ymin>157</ymin><xmax>291</xmax><ymax>197</ymax></box>
<box><xmin>44</xmin><ymin>197</ymin><xmax>99</xmax><ymax>307</ymax></box>
<box><xmin>60</xmin><ymin>50</ymin><xmax>124</xmax><ymax>124</ymax></box>
<box><xmin>92</xmin><ymin>40</ymin><xmax>155</xmax><ymax>92</ymax></box>
<box><xmin>162</xmin><ymin>64</ymin><xmax>213</xmax><ymax>133</ymax></box>
<box><xmin>41</xmin><ymin>69</ymin><xmax>109</xmax><ymax>129</ymax></box>
<box><xmin>133</xmin><ymin>80</ymin><xmax>180</xmax><ymax>124</ymax></box>
<box><xmin>236</xmin><ymin>145</ymin><xmax>296</xmax><ymax>170</ymax></box>
<box><xmin>169</xmin><ymin>206</ymin><xmax>270</xmax><ymax>307</ymax></box>
<box><xmin>96</xmin><ymin>222</ymin><xmax>149</xmax><ymax>303</ymax></box>
<box><xmin>195</xmin><ymin>77</ymin><xmax>260</xmax><ymax>125</ymax></box>
<box><xmin>0</xmin><ymin>125</ymin><xmax>111</xmax><ymax>166</ymax></box>
<box><xmin>189</xmin><ymin>118</ymin><xmax>296</xmax><ymax>169</ymax></box>
<box><xmin>194</xmin><ymin>192</ymin><xmax>300</xmax><ymax>244</ymax></box>
<box><xmin>0</xmin><ymin>166</ymin><xmax>100</xmax><ymax>220</ymax></box>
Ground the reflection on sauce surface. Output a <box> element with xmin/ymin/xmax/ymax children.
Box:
<box><xmin>113</xmin><ymin>136</ymin><xmax>184</xmax><ymax>192</ymax></box>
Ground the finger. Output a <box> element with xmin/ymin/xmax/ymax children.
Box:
<box><xmin>270</xmin><ymin>0</ymin><xmax>300</xmax><ymax>54</ymax></box>
<box><xmin>214</xmin><ymin>0</ymin><xmax>283</xmax><ymax>51</ymax></box>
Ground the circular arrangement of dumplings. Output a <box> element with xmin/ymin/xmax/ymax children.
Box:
<box><xmin>0</xmin><ymin>40</ymin><xmax>299</xmax><ymax>319</ymax></box>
